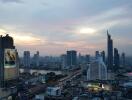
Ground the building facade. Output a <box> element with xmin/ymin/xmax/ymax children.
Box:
<box><xmin>66</xmin><ymin>50</ymin><xmax>77</xmax><ymax>69</ymax></box>
<box><xmin>0</xmin><ymin>34</ymin><xmax>19</xmax><ymax>87</ymax></box>
<box><xmin>32</xmin><ymin>51</ymin><xmax>40</xmax><ymax>67</ymax></box>
<box><xmin>114</xmin><ymin>48</ymin><xmax>120</xmax><ymax>72</ymax></box>
<box><xmin>85</xmin><ymin>54</ymin><xmax>90</xmax><ymax>63</ymax></box>
<box><xmin>101</xmin><ymin>51</ymin><xmax>105</xmax><ymax>63</ymax></box>
<box><xmin>87</xmin><ymin>56</ymin><xmax>107</xmax><ymax>80</ymax></box>
<box><xmin>23</xmin><ymin>51</ymin><xmax>30</xmax><ymax>68</ymax></box>
<box><xmin>121</xmin><ymin>52</ymin><xmax>125</xmax><ymax>67</ymax></box>
<box><xmin>61</xmin><ymin>54</ymin><xmax>67</xmax><ymax>70</ymax></box>
<box><xmin>107</xmin><ymin>31</ymin><xmax>113</xmax><ymax>71</ymax></box>
<box><xmin>95</xmin><ymin>51</ymin><xmax>100</xmax><ymax>58</ymax></box>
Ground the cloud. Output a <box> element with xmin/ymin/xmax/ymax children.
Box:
<box><xmin>0</xmin><ymin>0</ymin><xmax>132</xmax><ymax>56</ymax></box>
<box><xmin>0</xmin><ymin>0</ymin><xmax>23</xmax><ymax>3</ymax></box>
<box><xmin>13</xmin><ymin>33</ymin><xmax>45</xmax><ymax>46</ymax></box>
<box><xmin>0</xmin><ymin>28</ymin><xmax>46</xmax><ymax>46</ymax></box>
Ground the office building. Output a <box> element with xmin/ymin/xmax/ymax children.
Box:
<box><xmin>33</xmin><ymin>51</ymin><xmax>40</xmax><ymax>67</ymax></box>
<box><xmin>85</xmin><ymin>54</ymin><xmax>90</xmax><ymax>63</ymax></box>
<box><xmin>114</xmin><ymin>48</ymin><xmax>120</xmax><ymax>72</ymax></box>
<box><xmin>0</xmin><ymin>34</ymin><xmax>19</xmax><ymax>87</ymax></box>
<box><xmin>61</xmin><ymin>54</ymin><xmax>67</xmax><ymax>70</ymax></box>
<box><xmin>121</xmin><ymin>52</ymin><xmax>125</xmax><ymax>67</ymax></box>
<box><xmin>101</xmin><ymin>51</ymin><xmax>105</xmax><ymax>63</ymax></box>
<box><xmin>87</xmin><ymin>56</ymin><xmax>107</xmax><ymax>80</ymax></box>
<box><xmin>107</xmin><ymin>30</ymin><xmax>113</xmax><ymax>71</ymax></box>
<box><xmin>67</xmin><ymin>50</ymin><xmax>77</xmax><ymax>69</ymax></box>
<box><xmin>95</xmin><ymin>51</ymin><xmax>100</xmax><ymax>58</ymax></box>
<box><xmin>23</xmin><ymin>51</ymin><xmax>30</xmax><ymax>68</ymax></box>
<box><xmin>78</xmin><ymin>53</ymin><xmax>82</xmax><ymax>63</ymax></box>
<box><xmin>78</xmin><ymin>53</ymin><xmax>87</xmax><ymax>64</ymax></box>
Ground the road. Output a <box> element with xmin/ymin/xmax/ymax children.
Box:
<box><xmin>57</xmin><ymin>69</ymin><xmax>82</xmax><ymax>88</ymax></box>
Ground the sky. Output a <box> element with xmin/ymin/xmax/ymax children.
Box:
<box><xmin>0</xmin><ymin>0</ymin><xmax>132</xmax><ymax>56</ymax></box>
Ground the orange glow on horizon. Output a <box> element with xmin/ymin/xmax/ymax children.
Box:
<box><xmin>0</xmin><ymin>28</ymin><xmax>45</xmax><ymax>45</ymax></box>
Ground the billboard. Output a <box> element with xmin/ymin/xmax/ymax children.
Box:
<box><xmin>4</xmin><ymin>49</ymin><xmax>18</xmax><ymax>80</ymax></box>
<box><xmin>4</xmin><ymin>49</ymin><xmax>16</xmax><ymax>68</ymax></box>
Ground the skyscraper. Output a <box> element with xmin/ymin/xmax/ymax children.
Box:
<box><xmin>0</xmin><ymin>34</ymin><xmax>19</xmax><ymax>87</ymax></box>
<box><xmin>32</xmin><ymin>51</ymin><xmax>40</xmax><ymax>67</ymax></box>
<box><xmin>85</xmin><ymin>54</ymin><xmax>90</xmax><ymax>63</ymax></box>
<box><xmin>61</xmin><ymin>54</ymin><xmax>67</xmax><ymax>70</ymax></box>
<box><xmin>95</xmin><ymin>51</ymin><xmax>100</xmax><ymax>58</ymax></box>
<box><xmin>121</xmin><ymin>52</ymin><xmax>125</xmax><ymax>67</ymax></box>
<box><xmin>78</xmin><ymin>53</ymin><xmax>82</xmax><ymax>63</ymax></box>
<box><xmin>78</xmin><ymin>53</ymin><xmax>86</xmax><ymax>64</ymax></box>
<box><xmin>107</xmin><ymin>30</ymin><xmax>113</xmax><ymax>71</ymax></box>
<box><xmin>23</xmin><ymin>51</ymin><xmax>30</xmax><ymax>68</ymax></box>
<box><xmin>101</xmin><ymin>51</ymin><xmax>105</xmax><ymax>63</ymax></box>
<box><xmin>67</xmin><ymin>50</ymin><xmax>77</xmax><ymax>69</ymax></box>
<box><xmin>114</xmin><ymin>48</ymin><xmax>120</xmax><ymax>72</ymax></box>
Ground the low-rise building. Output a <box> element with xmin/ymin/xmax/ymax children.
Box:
<box><xmin>46</xmin><ymin>87</ymin><xmax>61</xmax><ymax>96</ymax></box>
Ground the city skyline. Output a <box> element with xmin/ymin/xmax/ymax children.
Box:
<box><xmin>0</xmin><ymin>0</ymin><xmax>132</xmax><ymax>56</ymax></box>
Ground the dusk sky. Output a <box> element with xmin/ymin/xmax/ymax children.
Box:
<box><xmin>0</xmin><ymin>0</ymin><xmax>132</xmax><ymax>56</ymax></box>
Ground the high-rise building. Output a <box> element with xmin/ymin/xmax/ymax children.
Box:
<box><xmin>95</xmin><ymin>51</ymin><xmax>100</xmax><ymax>58</ymax></box>
<box><xmin>87</xmin><ymin>56</ymin><xmax>107</xmax><ymax>80</ymax></box>
<box><xmin>0</xmin><ymin>34</ymin><xmax>19</xmax><ymax>87</ymax></box>
<box><xmin>78</xmin><ymin>53</ymin><xmax>86</xmax><ymax>64</ymax></box>
<box><xmin>114</xmin><ymin>48</ymin><xmax>120</xmax><ymax>72</ymax></box>
<box><xmin>121</xmin><ymin>52</ymin><xmax>125</xmax><ymax>67</ymax></box>
<box><xmin>61</xmin><ymin>54</ymin><xmax>67</xmax><ymax>70</ymax></box>
<box><xmin>36</xmin><ymin>51</ymin><xmax>40</xmax><ymax>67</ymax></box>
<box><xmin>67</xmin><ymin>50</ymin><xmax>77</xmax><ymax>69</ymax></box>
<box><xmin>23</xmin><ymin>51</ymin><xmax>30</xmax><ymax>68</ymax></box>
<box><xmin>85</xmin><ymin>54</ymin><xmax>90</xmax><ymax>63</ymax></box>
<box><xmin>101</xmin><ymin>51</ymin><xmax>105</xmax><ymax>63</ymax></box>
<box><xmin>107</xmin><ymin>30</ymin><xmax>113</xmax><ymax>71</ymax></box>
<box><xmin>33</xmin><ymin>51</ymin><xmax>40</xmax><ymax>67</ymax></box>
<box><xmin>78</xmin><ymin>53</ymin><xmax>82</xmax><ymax>63</ymax></box>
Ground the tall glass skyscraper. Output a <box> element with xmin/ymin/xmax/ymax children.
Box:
<box><xmin>107</xmin><ymin>31</ymin><xmax>113</xmax><ymax>71</ymax></box>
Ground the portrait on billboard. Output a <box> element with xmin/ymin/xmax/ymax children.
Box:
<box><xmin>4</xmin><ymin>49</ymin><xmax>18</xmax><ymax>80</ymax></box>
<box><xmin>4</xmin><ymin>49</ymin><xmax>16</xmax><ymax>68</ymax></box>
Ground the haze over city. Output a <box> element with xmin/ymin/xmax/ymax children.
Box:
<box><xmin>0</xmin><ymin>0</ymin><xmax>132</xmax><ymax>56</ymax></box>
<box><xmin>0</xmin><ymin>0</ymin><xmax>132</xmax><ymax>99</ymax></box>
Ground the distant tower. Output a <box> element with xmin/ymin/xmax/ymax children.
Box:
<box><xmin>107</xmin><ymin>30</ymin><xmax>113</xmax><ymax>71</ymax></box>
<box><xmin>85</xmin><ymin>54</ymin><xmax>90</xmax><ymax>63</ymax></box>
<box><xmin>23</xmin><ymin>51</ymin><xmax>30</xmax><ymax>68</ymax></box>
<box><xmin>78</xmin><ymin>53</ymin><xmax>82</xmax><ymax>63</ymax></box>
<box><xmin>33</xmin><ymin>51</ymin><xmax>40</xmax><ymax>67</ymax></box>
<box><xmin>61</xmin><ymin>54</ymin><xmax>67</xmax><ymax>70</ymax></box>
<box><xmin>121</xmin><ymin>52</ymin><xmax>125</xmax><ymax>67</ymax></box>
<box><xmin>67</xmin><ymin>50</ymin><xmax>77</xmax><ymax>69</ymax></box>
<box><xmin>114</xmin><ymin>48</ymin><xmax>120</xmax><ymax>72</ymax></box>
<box><xmin>36</xmin><ymin>51</ymin><xmax>40</xmax><ymax>67</ymax></box>
<box><xmin>101</xmin><ymin>51</ymin><xmax>105</xmax><ymax>63</ymax></box>
<box><xmin>95</xmin><ymin>51</ymin><xmax>100</xmax><ymax>58</ymax></box>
